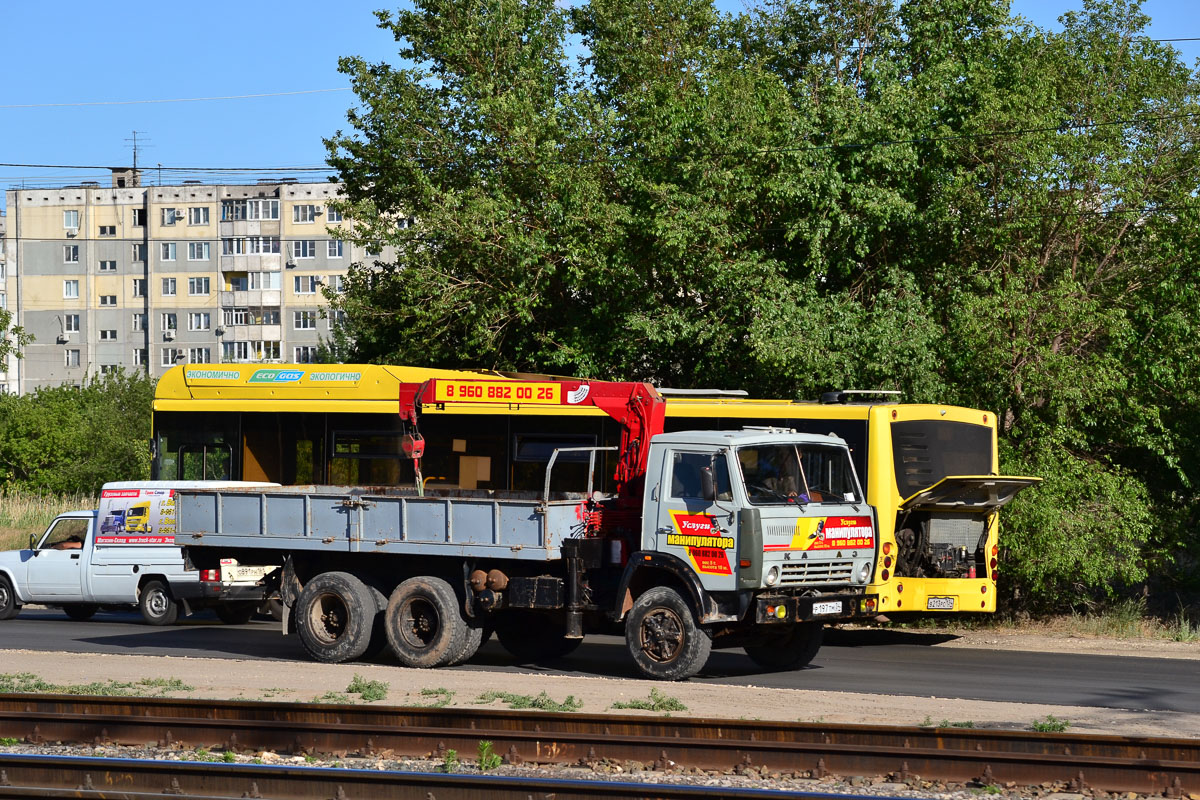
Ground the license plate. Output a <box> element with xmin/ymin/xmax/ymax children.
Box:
<box><xmin>926</xmin><ymin>597</ymin><xmax>955</xmax><ymax>610</ymax></box>
<box><xmin>812</xmin><ymin>600</ymin><xmax>842</xmax><ymax>616</ymax></box>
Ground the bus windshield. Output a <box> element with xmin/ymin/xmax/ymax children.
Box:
<box><xmin>737</xmin><ymin>444</ymin><xmax>861</xmax><ymax>505</ymax></box>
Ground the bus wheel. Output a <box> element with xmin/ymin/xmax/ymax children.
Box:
<box><xmin>495</xmin><ymin>611</ymin><xmax>581</xmax><ymax>663</ymax></box>
<box><xmin>139</xmin><ymin>580</ymin><xmax>179</xmax><ymax>626</ymax></box>
<box><xmin>385</xmin><ymin>576</ymin><xmax>467</xmax><ymax>668</ymax></box>
<box><xmin>744</xmin><ymin>622</ymin><xmax>824</xmax><ymax>670</ymax></box>
<box><xmin>0</xmin><ymin>576</ymin><xmax>19</xmax><ymax>620</ymax></box>
<box><xmin>295</xmin><ymin>572</ymin><xmax>377</xmax><ymax>663</ymax></box>
<box><xmin>625</xmin><ymin>587</ymin><xmax>711</xmax><ymax>681</ymax></box>
<box><xmin>215</xmin><ymin>602</ymin><xmax>257</xmax><ymax>625</ymax></box>
<box><xmin>62</xmin><ymin>604</ymin><xmax>99</xmax><ymax>621</ymax></box>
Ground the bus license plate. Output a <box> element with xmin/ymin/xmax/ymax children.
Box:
<box><xmin>812</xmin><ymin>601</ymin><xmax>842</xmax><ymax>616</ymax></box>
<box><xmin>926</xmin><ymin>597</ymin><xmax>955</xmax><ymax>610</ymax></box>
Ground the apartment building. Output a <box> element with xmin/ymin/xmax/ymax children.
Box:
<box><xmin>1</xmin><ymin>170</ymin><xmax>373</xmax><ymax>394</ymax></box>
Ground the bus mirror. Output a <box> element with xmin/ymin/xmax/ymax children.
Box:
<box><xmin>701</xmin><ymin>466</ymin><xmax>715</xmax><ymax>503</ymax></box>
<box><xmin>29</xmin><ymin>534</ymin><xmax>36</xmax><ymax>551</ymax></box>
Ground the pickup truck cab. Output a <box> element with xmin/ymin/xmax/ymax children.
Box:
<box><xmin>0</xmin><ymin>481</ymin><xmax>276</xmax><ymax>625</ymax></box>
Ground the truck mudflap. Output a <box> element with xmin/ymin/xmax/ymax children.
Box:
<box><xmin>754</xmin><ymin>593</ymin><xmax>878</xmax><ymax>625</ymax></box>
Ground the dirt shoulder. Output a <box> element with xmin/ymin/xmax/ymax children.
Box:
<box><xmin>2</xmin><ymin>627</ymin><xmax>1196</xmax><ymax>740</ymax></box>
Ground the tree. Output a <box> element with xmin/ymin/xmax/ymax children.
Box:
<box><xmin>0</xmin><ymin>308</ymin><xmax>30</xmax><ymax>365</ymax></box>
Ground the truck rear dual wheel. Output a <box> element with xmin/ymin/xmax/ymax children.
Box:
<box><xmin>743</xmin><ymin>622</ymin><xmax>824</xmax><ymax>670</ymax></box>
<box><xmin>385</xmin><ymin>576</ymin><xmax>470</xmax><ymax>668</ymax></box>
<box><xmin>625</xmin><ymin>587</ymin><xmax>712</xmax><ymax>681</ymax></box>
<box><xmin>139</xmin><ymin>580</ymin><xmax>179</xmax><ymax>626</ymax></box>
<box><xmin>0</xmin><ymin>576</ymin><xmax>21</xmax><ymax>620</ymax></box>
<box><xmin>295</xmin><ymin>572</ymin><xmax>380</xmax><ymax>663</ymax></box>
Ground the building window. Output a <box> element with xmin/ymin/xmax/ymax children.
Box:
<box><xmin>133</xmin><ymin>348</ymin><xmax>147</xmax><ymax>366</ymax></box>
<box><xmin>162</xmin><ymin>277</ymin><xmax>177</xmax><ymax>296</ymax></box>
<box><xmin>222</xmin><ymin>238</ymin><xmax>246</xmax><ymax>256</ymax></box>
<box><xmin>248</xmin><ymin>199</ymin><xmax>280</xmax><ymax>220</ymax></box>
<box><xmin>99</xmin><ymin>225</ymin><xmax>116</xmax><ymax>237</ymax></box>
<box><xmin>249</xmin><ymin>271</ymin><xmax>280</xmax><ymax>290</ymax></box>
<box><xmin>188</xmin><ymin>277</ymin><xmax>210</xmax><ymax>295</ymax></box>
<box><xmin>261</xmin><ymin>309</ymin><xmax>280</xmax><ymax>325</ymax></box>
<box><xmin>161</xmin><ymin>208</ymin><xmax>179</xmax><ymax>226</ymax></box>
<box><xmin>99</xmin><ymin>260</ymin><xmax>117</xmax><ymax>272</ymax></box>
<box><xmin>63</xmin><ymin>245</ymin><xmax>79</xmax><ymax>263</ymax></box>
<box><xmin>221</xmin><ymin>200</ymin><xmax>246</xmax><ymax>221</ymax></box>
<box><xmin>188</xmin><ymin>207</ymin><xmax>210</xmax><ymax>225</ymax></box>
<box><xmin>100</xmin><ymin>329</ymin><xmax>118</xmax><ymax>341</ymax></box>
<box><xmin>327</xmin><ymin>208</ymin><xmax>343</xmax><ymax>222</ymax></box>
<box><xmin>262</xmin><ymin>341</ymin><xmax>280</xmax><ymax>360</ymax></box>
<box><xmin>327</xmin><ymin>240</ymin><xmax>344</xmax><ymax>258</ymax></box>
<box><xmin>329</xmin><ymin>274</ymin><xmax>346</xmax><ymax>293</ymax></box>
<box><xmin>188</xmin><ymin>312</ymin><xmax>210</xmax><ymax>331</ymax></box>
<box><xmin>248</xmin><ymin>236</ymin><xmax>280</xmax><ymax>254</ymax></box>
<box><xmin>132</xmin><ymin>313</ymin><xmax>146</xmax><ymax>331</ymax></box>
<box><xmin>188</xmin><ymin>242</ymin><xmax>211</xmax><ymax>261</ymax></box>
<box><xmin>223</xmin><ymin>308</ymin><xmax>248</xmax><ymax>326</ymax></box>
<box><xmin>161</xmin><ymin>313</ymin><xmax>177</xmax><ymax>331</ymax></box>
<box><xmin>329</xmin><ymin>309</ymin><xmax>347</xmax><ymax>327</ymax></box>
<box><xmin>64</xmin><ymin>210</ymin><xmax>80</xmax><ymax>230</ymax></box>
<box><xmin>292</xmin><ymin>240</ymin><xmax>316</xmax><ymax>259</ymax></box>
<box><xmin>99</xmin><ymin>295</ymin><xmax>117</xmax><ymax>306</ymax></box>
<box><xmin>63</xmin><ymin>280</ymin><xmax>80</xmax><ymax>299</ymax></box>
<box><xmin>293</xmin><ymin>275</ymin><xmax>318</xmax><ymax>294</ymax></box>
<box><xmin>65</xmin><ymin>349</ymin><xmax>80</xmax><ymax>367</ymax></box>
<box><xmin>293</xmin><ymin>310</ymin><xmax>317</xmax><ymax>330</ymax></box>
<box><xmin>161</xmin><ymin>242</ymin><xmax>177</xmax><ymax>261</ymax></box>
<box><xmin>188</xmin><ymin>347</ymin><xmax>211</xmax><ymax>363</ymax></box>
<box><xmin>132</xmin><ymin>243</ymin><xmax>146</xmax><ymax>262</ymax></box>
<box><xmin>132</xmin><ymin>208</ymin><xmax>145</xmax><ymax>227</ymax></box>
<box><xmin>295</xmin><ymin>345</ymin><xmax>318</xmax><ymax>363</ymax></box>
<box><xmin>161</xmin><ymin>348</ymin><xmax>184</xmax><ymax>367</ymax></box>
<box><xmin>100</xmin><ymin>364</ymin><xmax>118</xmax><ymax>375</ymax></box>
<box><xmin>293</xmin><ymin>204</ymin><xmax>317</xmax><ymax>223</ymax></box>
<box><xmin>65</xmin><ymin>314</ymin><xmax>80</xmax><ymax>332</ymax></box>
<box><xmin>132</xmin><ymin>279</ymin><xmax>147</xmax><ymax>297</ymax></box>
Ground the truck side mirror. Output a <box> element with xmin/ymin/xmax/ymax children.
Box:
<box><xmin>700</xmin><ymin>467</ymin><xmax>715</xmax><ymax>502</ymax></box>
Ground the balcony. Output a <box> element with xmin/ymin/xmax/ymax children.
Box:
<box><xmin>218</xmin><ymin>290</ymin><xmax>281</xmax><ymax>307</ymax></box>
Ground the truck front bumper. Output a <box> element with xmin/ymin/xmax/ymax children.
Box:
<box><xmin>755</xmin><ymin>593</ymin><xmax>878</xmax><ymax>624</ymax></box>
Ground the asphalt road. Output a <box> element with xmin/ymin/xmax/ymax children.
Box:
<box><xmin>1</xmin><ymin>608</ymin><xmax>1195</xmax><ymax>714</ymax></box>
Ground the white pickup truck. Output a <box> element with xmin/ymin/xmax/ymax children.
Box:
<box><xmin>0</xmin><ymin>481</ymin><xmax>277</xmax><ymax>625</ymax></box>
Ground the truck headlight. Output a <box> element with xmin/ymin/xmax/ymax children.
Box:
<box><xmin>765</xmin><ymin>566</ymin><xmax>780</xmax><ymax>586</ymax></box>
<box><xmin>858</xmin><ymin>562</ymin><xmax>873</xmax><ymax>584</ymax></box>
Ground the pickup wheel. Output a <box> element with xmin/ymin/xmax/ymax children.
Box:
<box><xmin>744</xmin><ymin>622</ymin><xmax>824</xmax><ymax>670</ymax></box>
<box><xmin>295</xmin><ymin>572</ymin><xmax>377</xmax><ymax>663</ymax></box>
<box><xmin>495</xmin><ymin>611</ymin><xmax>581</xmax><ymax>663</ymax></box>
<box><xmin>62</xmin><ymin>604</ymin><xmax>99</xmax><ymax>621</ymax></box>
<box><xmin>625</xmin><ymin>586</ymin><xmax>712</xmax><ymax>681</ymax></box>
<box><xmin>139</xmin><ymin>580</ymin><xmax>179</xmax><ymax>626</ymax></box>
<box><xmin>0</xmin><ymin>576</ymin><xmax>21</xmax><ymax>620</ymax></box>
<box><xmin>215</xmin><ymin>602</ymin><xmax>257</xmax><ymax>625</ymax></box>
<box><xmin>385</xmin><ymin>576</ymin><xmax>467</xmax><ymax>668</ymax></box>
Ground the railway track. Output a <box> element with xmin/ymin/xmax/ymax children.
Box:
<box><xmin>0</xmin><ymin>693</ymin><xmax>1196</xmax><ymax>796</ymax></box>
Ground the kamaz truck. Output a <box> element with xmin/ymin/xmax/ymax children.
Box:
<box><xmin>175</xmin><ymin>379</ymin><xmax>880</xmax><ymax>680</ymax></box>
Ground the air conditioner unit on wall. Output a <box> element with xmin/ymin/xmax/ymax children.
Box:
<box><xmin>66</xmin><ymin>229</ymin><xmax>77</xmax><ymax>238</ymax></box>
<box><xmin>164</xmin><ymin>330</ymin><xmax>176</xmax><ymax>341</ymax></box>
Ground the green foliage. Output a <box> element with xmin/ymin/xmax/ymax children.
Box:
<box><xmin>476</xmin><ymin>740</ymin><xmax>502</xmax><ymax>771</ymax></box>
<box><xmin>0</xmin><ymin>371</ymin><xmax>154</xmax><ymax>496</ymax></box>
<box><xmin>474</xmin><ymin>690</ymin><xmax>582</xmax><ymax>712</ymax></box>
<box><xmin>440</xmin><ymin>748</ymin><xmax>460</xmax><ymax>773</ymax></box>
<box><xmin>0</xmin><ymin>737</ymin><xmax>19</xmax><ymax>746</ymax></box>
<box><xmin>346</xmin><ymin>674</ymin><xmax>389</xmax><ymax>702</ymax></box>
<box><xmin>0</xmin><ymin>673</ymin><xmax>192</xmax><ymax>697</ymax></box>
<box><xmin>0</xmin><ymin>308</ymin><xmax>31</xmax><ymax>365</ymax></box>
<box><xmin>327</xmin><ymin>0</ymin><xmax>1200</xmax><ymax>610</ymax></box>
<box><xmin>408</xmin><ymin>687</ymin><xmax>454</xmax><ymax>708</ymax></box>
<box><xmin>610</xmin><ymin>688</ymin><xmax>688</xmax><ymax>712</ymax></box>
<box><xmin>222</xmin><ymin>750</ymin><xmax>237</xmax><ymax>763</ymax></box>
<box><xmin>1031</xmin><ymin>714</ymin><xmax>1070</xmax><ymax>733</ymax></box>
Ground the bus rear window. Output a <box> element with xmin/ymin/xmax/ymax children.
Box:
<box><xmin>892</xmin><ymin>421</ymin><xmax>992</xmax><ymax>498</ymax></box>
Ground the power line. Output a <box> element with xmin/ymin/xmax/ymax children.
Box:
<box><xmin>0</xmin><ymin>88</ymin><xmax>351</xmax><ymax>110</ymax></box>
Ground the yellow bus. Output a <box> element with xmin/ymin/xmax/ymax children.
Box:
<box><xmin>152</xmin><ymin>365</ymin><xmax>1037</xmax><ymax>615</ymax></box>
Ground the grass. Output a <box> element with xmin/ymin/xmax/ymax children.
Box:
<box><xmin>474</xmin><ymin>690</ymin><xmax>582</xmax><ymax>712</ymax></box>
<box><xmin>477</xmin><ymin>740</ymin><xmax>502</xmax><ymax>771</ymax></box>
<box><xmin>407</xmin><ymin>687</ymin><xmax>454</xmax><ymax>708</ymax></box>
<box><xmin>0</xmin><ymin>737</ymin><xmax>18</xmax><ymax>746</ymax></box>
<box><xmin>0</xmin><ymin>673</ymin><xmax>193</xmax><ymax>697</ymax></box>
<box><xmin>610</xmin><ymin>688</ymin><xmax>688</xmax><ymax>712</ymax></box>
<box><xmin>314</xmin><ymin>691</ymin><xmax>351</xmax><ymax>704</ymax></box>
<box><xmin>1031</xmin><ymin>714</ymin><xmax>1070</xmax><ymax>732</ymax></box>
<box><xmin>0</xmin><ymin>489</ymin><xmax>98</xmax><ymax>551</ymax></box>
<box><xmin>345</xmin><ymin>674</ymin><xmax>388</xmax><ymax>702</ymax></box>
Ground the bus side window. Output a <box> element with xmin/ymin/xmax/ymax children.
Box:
<box><xmin>179</xmin><ymin>445</ymin><xmax>233</xmax><ymax>481</ymax></box>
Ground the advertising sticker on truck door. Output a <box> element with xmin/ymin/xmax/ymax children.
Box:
<box><xmin>763</xmin><ymin>516</ymin><xmax>874</xmax><ymax>552</ymax></box>
<box><xmin>95</xmin><ymin>489</ymin><xmax>177</xmax><ymax>544</ymax></box>
<box><xmin>666</xmin><ymin>510</ymin><xmax>735</xmax><ymax>575</ymax></box>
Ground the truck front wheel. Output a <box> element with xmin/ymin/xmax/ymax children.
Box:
<box><xmin>0</xmin><ymin>576</ymin><xmax>20</xmax><ymax>620</ymax></box>
<box><xmin>385</xmin><ymin>576</ymin><xmax>467</xmax><ymax>668</ymax></box>
<box><xmin>139</xmin><ymin>580</ymin><xmax>179</xmax><ymax>626</ymax></box>
<box><xmin>295</xmin><ymin>572</ymin><xmax>377</xmax><ymax>663</ymax></box>
<box><xmin>744</xmin><ymin>622</ymin><xmax>824</xmax><ymax>670</ymax></box>
<box><xmin>625</xmin><ymin>587</ymin><xmax>712</xmax><ymax>681</ymax></box>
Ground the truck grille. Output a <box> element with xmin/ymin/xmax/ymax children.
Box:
<box><xmin>779</xmin><ymin>560</ymin><xmax>855</xmax><ymax>586</ymax></box>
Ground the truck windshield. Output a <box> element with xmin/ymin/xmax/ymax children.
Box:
<box><xmin>737</xmin><ymin>444</ymin><xmax>861</xmax><ymax>505</ymax></box>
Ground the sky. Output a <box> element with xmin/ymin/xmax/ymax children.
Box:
<box><xmin>1</xmin><ymin>0</ymin><xmax>1196</xmax><ymax>211</ymax></box>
